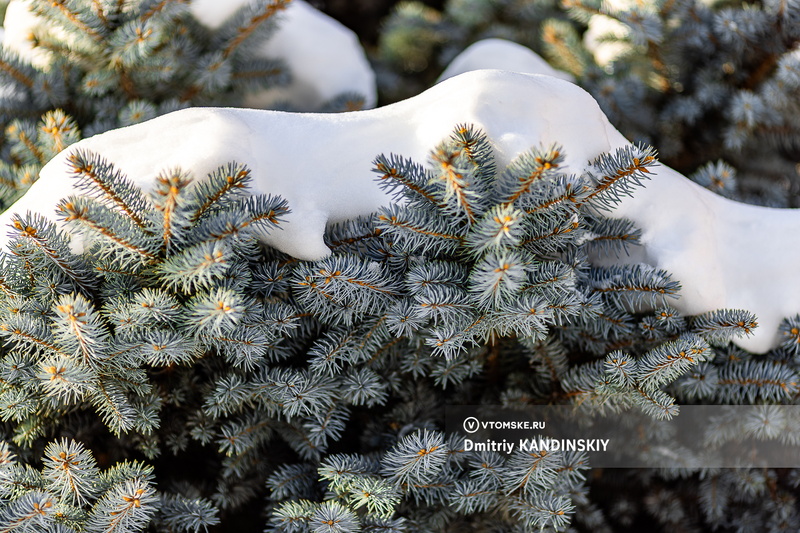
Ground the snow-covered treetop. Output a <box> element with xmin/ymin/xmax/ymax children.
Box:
<box><xmin>1</xmin><ymin>0</ymin><xmax>376</xmax><ymax>111</ymax></box>
<box><xmin>193</xmin><ymin>0</ymin><xmax>377</xmax><ymax>111</ymax></box>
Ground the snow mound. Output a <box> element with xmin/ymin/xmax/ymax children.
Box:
<box><xmin>1</xmin><ymin>69</ymin><xmax>796</xmax><ymax>353</ymax></box>
<box><xmin>437</xmin><ymin>39</ymin><xmax>575</xmax><ymax>83</ymax></box>
<box><xmin>0</xmin><ymin>70</ymin><xmax>613</xmax><ymax>261</ymax></box>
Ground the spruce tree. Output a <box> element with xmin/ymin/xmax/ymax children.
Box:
<box><xmin>0</xmin><ymin>0</ymin><xmax>799</xmax><ymax>532</ymax></box>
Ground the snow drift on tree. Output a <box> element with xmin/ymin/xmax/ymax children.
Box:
<box><xmin>0</xmin><ymin>69</ymin><xmax>796</xmax><ymax>353</ymax></box>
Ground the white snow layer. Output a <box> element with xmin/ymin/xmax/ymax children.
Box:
<box><xmin>1</xmin><ymin>70</ymin><xmax>796</xmax><ymax>353</ymax></box>
<box><xmin>1</xmin><ymin>0</ymin><xmax>376</xmax><ymax>110</ymax></box>
<box><xmin>437</xmin><ymin>39</ymin><xmax>575</xmax><ymax>84</ymax></box>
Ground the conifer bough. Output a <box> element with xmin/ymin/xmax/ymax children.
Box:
<box><xmin>1</xmin><ymin>0</ymin><xmax>376</xmax><ymax>112</ymax></box>
<box><xmin>1</xmin><ymin>69</ymin><xmax>797</xmax><ymax>353</ymax></box>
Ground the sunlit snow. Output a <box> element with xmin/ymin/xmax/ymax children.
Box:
<box><xmin>1</xmin><ymin>70</ymin><xmax>795</xmax><ymax>352</ymax></box>
<box><xmin>437</xmin><ymin>38</ymin><xmax>574</xmax><ymax>84</ymax></box>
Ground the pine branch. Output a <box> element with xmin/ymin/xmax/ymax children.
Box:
<box><xmin>7</xmin><ymin>121</ymin><xmax>46</xmax><ymax>165</ymax></box>
<box><xmin>0</xmin><ymin>55</ymin><xmax>35</xmax><ymax>89</ymax></box>
<box><xmin>522</xmin><ymin>181</ymin><xmax>583</xmax><ymax>217</ymax></box>
<box><xmin>39</xmin><ymin>1</ymin><xmax>106</xmax><ymax>43</ymax></box>
<box><xmin>187</xmin><ymin>163</ymin><xmax>251</xmax><ymax>223</ymax></box>
<box><xmin>381</xmin><ymin>429</ymin><xmax>447</xmax><ymax>485</ymax></box>
<box><xmin>86</xmin><ymin>477</ymin><xmax>157</xmax><ymax>532</ymax></box>
<box><xmin>0</xmin><ymin>492</ymin><xmax>57</xmax><ymax>532</ymax></box>
<box><xmin>140</xmin><ymin>0</ymin><xmax>189</xmax><ymax>22</ymax></box>
<box><xmin>221</xmin><ymin>0</ymin><xmax>293</xmax><ymax>60</ymax></box>
<box><xmin>58</xmin><ymin>196</ymin><xmax>158</xmax><ymax>262</ymax></box>
<box><xmin>450</xmin><ymin>124</ymin><xmax>496</xmax><ymax>186</ymax></box>
<box><xmin>498</xmin><ymin>145</ymin><xmax>564</xmax><ymax>207</ymax></box>
<box><xmin>157</xmin><ymin>492</ymin><xmax>220</xmax><ymax>532</ymax></box>
<box><xmin>581</xmin><ymin>144</ymin><xmax>658</xmax><ymax>211</ymax></box>
<box><xmin>633</xmin><ymin>386</ymin><xmax>679</xmax><ymax>420</ymax></box>
<box><xmin>636</xmin><ymin>334</ymin><xmax>712</xmax><ymax>392</ymax></box>
<box><xmin>430</xmin><ymin>144</ymin><xmax>479</xmax><ymax>222</ymax></box>
<box><xmin>39</xmin><ymin>110</ymin><xmax>81</xmax><ymax>159</ymax></box>
<box><xmin>191</xmin><ymin>194</ymin><xmax>287</xmax><ymax>243</ymax></box>
<box><xmin>691</xmin><ymin>309</ymin><xmax>758</xmax><ymax>342</ymax></box>
<box><xmin>716</xmin><ymin>360</ymin><xmax>800</xmax><ymax>402</ymax></box>
<box><xmin>373</xmin><ymin>153</ymin><xmax>439</xmax><ymax>206</ymax></box>
<box><xmin>91</xmin><ymin>0</ymin><xmax>110</xmax><ymax>28</ymax></box>
<box><xmin>42</xmin><ymin>439</ymin><xmax>101</xmax><ymax>506</ymax></box>
<box><xmin>91</xmin><ymin>378</ymin><xmax>136</xmax><ymax>436</ymax></box>
<box><xmin>590</xmin><ymin>264</ymin><xmax>680</xmax><ymax>309</ymax></box>
<box><xmin>521</xmin><ymin>219</ymin><xmax>580</xmax><ymax>249</ymax></box>
<box><xmin>376</xmin><ymin>204</ymin><xmax>464</xmax><ymax>255</ymax></box>
<box><xmin>66</xmin><ymin>150</ymin><xmax>151</xmax><ymax>230</ymax></box>
<box><xmin>0</xmin><ymin>312</ymin><xmax>70</xmax><ymax>358</ymax></box>
<box><xmin>53</xmin><ymin>293</ymin><xmax>110</xmax><ymax>366</ymax></box>
<box><xmin>151</xmin><ymin>167</ymin><xmax>192</xmax><ymax>253</ymax></box>
<box><xmin>9</xmin><ymin>213</ymin><xmax>97</xmax><ymax>295</ymax></box>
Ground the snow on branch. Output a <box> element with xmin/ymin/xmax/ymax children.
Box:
<box><xmin>0</xmin><ymin>69</ymin><xmax>797</xmax><ymax>354</ymax></box>
<box><xmin>2</xmin><ymin>0</ymin><xmax>376</xmax><ymax>111</ymax></box>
